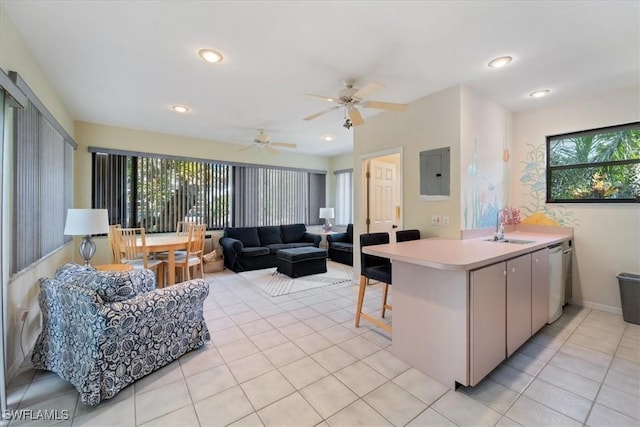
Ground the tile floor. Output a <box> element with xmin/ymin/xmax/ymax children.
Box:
<box><xmin>5</xmin><ymin>267</ymin><xmax>640</xmax><ymax>426</ymax></box>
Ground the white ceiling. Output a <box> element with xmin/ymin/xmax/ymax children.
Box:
<box><xmin>3</xmin><ymin>1</ymin><xmax>638</xmax><ymax>156</ymax></box>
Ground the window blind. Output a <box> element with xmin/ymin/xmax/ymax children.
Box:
<box><xmin>335</xmin><ymin>169</ymin><xmax>353</xmax><ymax>225</ymax></box>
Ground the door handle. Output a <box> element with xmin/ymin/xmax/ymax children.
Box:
<box><xmin>392</xmin><ymin>224</ymin><xmax>398</xmax><ymax>229</ymax></box>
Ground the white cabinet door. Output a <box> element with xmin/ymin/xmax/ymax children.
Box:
<box><xmin>470</xmin><ymin>262</ymin><xmax>506</xmax><ymax>386</ymax></box>
<box><xmin>531</xmin><ymin>248</ymin><xmax>550</xmax><ymax>334</ymax></box>
<box><xmin>506</xmin><ymin>254</ymin><xmax>532</xmax><ymax>356</ymax></box>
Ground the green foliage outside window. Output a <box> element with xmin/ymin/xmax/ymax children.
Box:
<box><xmin>547</xmin><ymin>122</ymin><xmax>640</xmax><ymax>202</ymax></box>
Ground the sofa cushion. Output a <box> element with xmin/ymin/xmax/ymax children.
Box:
<box><xmin>281</xmin><ymin>224</ymin><xmax>306</xmax><ymax>243</ymax></box>
<box><xmin>225</xmin><ymin>227</ymin><xmax>261</xmax><ymax>247</ymax></box>
<box><xmin>64</xmin><ymin>268</ymin><xmax>156</xmax><ymax>303</ymax></box>
<box><xmin>240</xmin><ymin>247</ymin><xmax>270</xmax><ymax>258</ymax></box>
<box><xmin>331</xmin><ymin>242</ymin><xmax>353</xmax><ymax>252</ymax></box>
<box><xmin>264</xmin><ymin>243</ymin><xmax>290</xmax><ymax>254</ymax></box>
<box><xmin>258</xmin><ymin>226</ymin><xmax>283</xmax><ymax>246</ymax></box>
<box><xmin>346</xmin><ymin>224</ymin><xmax>353</xmax><ymax>243</ymax></box>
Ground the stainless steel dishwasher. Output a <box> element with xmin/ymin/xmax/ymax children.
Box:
<box><xmin>548</xmin><ymin>244</ymin><xmax>564</xmax><ymax>323</ymax></box>
<box><xmin>563</xmin><ymin>239</ymin><xmax>573</xmax><ymax>305</ymax></box>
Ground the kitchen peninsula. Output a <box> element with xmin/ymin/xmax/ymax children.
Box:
<box><xmin>363</xmin><ymin>228</ymin><xmax>573</xmax><ymax>389</ymax></box>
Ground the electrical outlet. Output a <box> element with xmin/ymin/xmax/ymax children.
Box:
<box><xmin>18</xmin><ymin>308</ymin><xmax>28</xmax><ymax>323</ymax></box>
<box><xmin>431</xmin><ymin>215</ymin><xmax>441</xmax><ymax>226</ymax></box>
<box><xmin>442</xmin><ymin>216</ymin><xmax>449</xmax><ymax>226</ymax></box>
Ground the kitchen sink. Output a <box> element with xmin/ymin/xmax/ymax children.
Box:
<box><xmin>484</xmin><ymin>238</ymin><xmax>535</xmax><ymax>245</ymax></box>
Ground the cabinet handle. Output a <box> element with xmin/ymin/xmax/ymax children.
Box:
<box><xmin>503</xmin><ymin>270</ymin><xmax>507</xmax><ymax>276</ymax></box>
<box><xmin>511</xmin><ymin>267</ymin><xmax>516</xmax><ymax>273</ymax></box>
<box><xmin>535</xmin><ymin>258</ymin><xmax>539</xmax><ymax>263</ymax></box>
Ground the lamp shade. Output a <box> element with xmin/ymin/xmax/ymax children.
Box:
<box><xmin>64</xmin><ymin>209</ymin><xmax>109</xmax><ymax>236</ymax></box>
<box><xmin>319</xmin><ymin>207</ymin><xmax>335</xmax><ymax>219</ymax></box>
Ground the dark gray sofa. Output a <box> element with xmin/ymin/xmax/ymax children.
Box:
<box><xmin>220</xmin><ymin>224</ymin><xmax>321</xmax><ymax>272</ymax></box>
<box><xmin>327</xmin><ymin>224</ymin><xmax>353</xmax><ymax>266</ymax></box>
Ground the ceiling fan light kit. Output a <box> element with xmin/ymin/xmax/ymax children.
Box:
<box><xmin>304</xmin><ymin>80</ymin><xmax>408</xmax><ymax>129</ymax></box>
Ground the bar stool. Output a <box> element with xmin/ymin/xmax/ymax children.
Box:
<box><xmin>396</xmin><ymin>229</ymin><xmax>421</xmax><ymax>242</ymax></box>
<box><xmin>356</xmin><ymin>232</ymin><xmax>392</xmax><ymax>332</ymax></box>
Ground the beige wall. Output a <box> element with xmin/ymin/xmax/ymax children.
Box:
<box><xmin>1</xmin><ymin>4</ymin><xmax>76</xmax><ymax>378</ymax></box>
<box><xmin>352</xmin><ymin>85</ymin><xmax>462</xmax><ymax>277</ymax></box>
<box><xmin>512</xmin><ymin>86</ymin><xmax>640</xmax><ymax>312</ymax></box>
<box><xmin>354</xmin><ymin>82</ymin><xmax>639</xmax><ymax>315</ymax></box>
<box><xmin>73</xmin><ymin>122</ymin><xmax>335</xmax><ymax>265</ymax></box>
<box><xmin>460</xmin><ymin>84</ymin><xmax>514</xmax><ymax>229</ymax></box>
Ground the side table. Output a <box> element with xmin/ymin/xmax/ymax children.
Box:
<box><xmin>95</xmin><ymin>263</ymin><xmax>133</xmax><ymax>272</ymax></box>
<box><xmin>308</xmin><ymin>231</ymin><xmax>338</xmax><ymax>250</ymax></box>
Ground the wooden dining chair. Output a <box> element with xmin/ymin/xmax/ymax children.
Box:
<box><xmin>176</xmin><ymin>221</ymin><xmax>191</xmax><ymax>236</ymax></box>
<box><xmin>107</xmin><ymin>224</ymin><xmax>122</xmax><ymax>263</ymax></box>
<box><xmin>163</xmin><ymin>223</ymin><xmax>207</xmax><ymax>282</ymax></box>
<box><xmin>118</xmin><ymin>227</ymin><xmax>165</xmax><ymax>287</ymax></box>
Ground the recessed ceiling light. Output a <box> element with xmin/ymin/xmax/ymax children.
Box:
<box><xmin>488</xmin><ymin>56</ymin><xmax>513</xmax><ymax>68</ymax></box>
<box><xmin>529</xmin><ymin>89</ymin><xmax>551</xmax><ymax>98</ymax></box>
<box><xmin>198</xmin><ymin>49</ymin><xmax>224</xmax><ymax>63</ymax></box>
<box><xmin>321</xmin><ymin>134</ymin><xmax>335</xmax><ymax>141</ymax></box>
<box><xmin>172</xmin><ymin>105</ymin><xmax>190</xmax><ymax>113</ymax></box>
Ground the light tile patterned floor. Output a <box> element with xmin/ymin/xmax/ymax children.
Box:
<box><xmin>5</xmin><ymin>268</ymin><xmax>640</xmax><ymax>426</ymax></box>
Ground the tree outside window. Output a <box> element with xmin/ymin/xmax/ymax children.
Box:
<box><xmin>546</xmin><ymin>122</ymin><xmax>640</xmax><ymax>203</ymax></box>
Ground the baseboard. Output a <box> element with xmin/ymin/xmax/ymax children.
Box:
<box><xmin>569</xmin><ymin>299</ymin><xmax>622</xmax><ymax>315</ymax></box>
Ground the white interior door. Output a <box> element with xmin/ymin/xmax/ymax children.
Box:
<box><xmin>368</xmin><ymin>159</ymin><xmax>397</xmax><ymax>234</ymax></box>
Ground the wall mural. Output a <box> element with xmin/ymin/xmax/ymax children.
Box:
<box><xmin>464</xmin><ymin>139</ymin><xmax>501</xmax><ymax>229</ymax></box>
<box><xmin>519</xmin><ymin>143</ymin><xmax>578</xmax><ymax>226</ymax></box>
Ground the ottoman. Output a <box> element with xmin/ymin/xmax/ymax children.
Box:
<box><xmin>276</xmin><ymin>247</ymin><xmax>328</xmax><ymax>278</ymax></box>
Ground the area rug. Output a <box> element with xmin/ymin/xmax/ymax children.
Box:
<box><xmin>239</xmin><ymin>260</ymin><xmax>353</xmax><ymax>297</ymax></box>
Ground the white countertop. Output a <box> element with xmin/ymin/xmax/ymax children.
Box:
<box><xmin>363</xmin><ymin>231</ymin><xmax>572</xmax><ymax>271</ymax></box>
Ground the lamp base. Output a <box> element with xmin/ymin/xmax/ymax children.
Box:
<box><xmin>322</xmin><ymin>221</ymin><xmax>332</xmax><ymax>232</ymax></box>
<box><xmin>78</xmin><ymin>235</ymin><xmax>96</xmax><ymax>267</ymax></box>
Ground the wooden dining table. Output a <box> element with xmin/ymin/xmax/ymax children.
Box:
<box><xmin>137</xmin><ymin>235</ymin><xmax>190</xmax><ymax>286</ymax></box>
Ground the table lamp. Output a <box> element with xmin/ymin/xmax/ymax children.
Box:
<box><xmin>319</xmin><ymin>207</ymin><xmax>335</xmax><ymax>232</ymax></box>
<box><xmin>64</xmin><ymin>209</ymin><xmax>109</xmax><ymax>266</ymax></box>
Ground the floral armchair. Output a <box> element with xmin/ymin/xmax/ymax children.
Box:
<box><xmin>31</xmin><ymin>263</ymin><xmax>210</xmax><ymax>405</ymax></box>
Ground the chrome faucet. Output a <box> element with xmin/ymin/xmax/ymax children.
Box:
<box><xmin>494</xmin><ymin>208</ymin><xmax>511</xmax><ymax>241</ymax></box>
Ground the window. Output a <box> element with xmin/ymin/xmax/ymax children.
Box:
<box><xmin>9</xmin><ymin>71</ymin><xmax>75</xmax><ymax>274</ymax></box>
<box><xmin>547</xmin><ymin>122</ymin><xmax>640</xmax><ymax>203</ymax></box>
<box><xmin>234</xmin><ymin>166</ymin><xmax>325</xmax><ymax>226</ymax></box>
<box><xmin>334</xmin><ymin>169</ymin><xmax>353</xmax><ymax>225</ymax></box>
<box><xmin>92</xmin><ymin>150</ymin><xmax>231</xmax><ymax>231</ymax></box>
<box><xmin>91</xmin><ymin>149</ymin><xmax>326</xmax><ymax>230</ymax></box>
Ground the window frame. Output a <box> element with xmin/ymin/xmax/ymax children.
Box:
<box><xmin>546</xmin><ymin>122</ymin><xmax>640</xmax><ymax>204</ymax></box>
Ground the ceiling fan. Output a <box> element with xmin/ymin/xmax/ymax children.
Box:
<box><xmin>239</xmin><ymin>129</ymin><xmax>297</xmax><ymax>154</ymax></box>
<box><xmin>303</xmin><ymin>80</ymin><xmax>408</xmax><ymax>128</ymax></box>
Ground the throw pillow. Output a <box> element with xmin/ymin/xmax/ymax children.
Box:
<box><xmin>225</xmin><ymin>227</ymin><xmax>261</xmax><ymax>247</ymax></box>
<box><xmin>281</xmin><ymin>224</ymin><xmax>306</xmax><ymax>243</ymax></box>
<box><xmin>257</xmin><ymin>226</ymin><xmax>282</xmax><ymax>246</ymax></box>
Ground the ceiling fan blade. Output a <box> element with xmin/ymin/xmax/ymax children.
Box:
<box><xmin>271</xmin><ymin>142</ymin><xmax>297</xmax><ymax>148</ymax></box>
<box><xmin>362</xmin><ymin>100</ymin><xmax>408</xmax><ymax>112</ymax></box>
<box><xmin>265</xmin><ymin>146</ymin><xmax>279</xmax><ymax>155</ymax></box>
<box><xmin>303</xmin><ymin>106</ymin><xmax>340</xmax><ymax>121</ymax></box>
<box><xmin>353</xmin><ymin>82</ymin><xmax>384</xmax><ymax>100</ymax></box>
<box><xmin>305</xmin><ymin>94</ymin><xmax>338</xmax><ymax>102</ymax></box>
<box><xmin>348</xmin><ymin>108</ymin><xmax>364</xmax><ymax>126</ymax></box>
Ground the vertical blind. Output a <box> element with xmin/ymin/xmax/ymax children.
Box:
<box><xmin>234</xmin><ymin>166</ymin><xmax>323</xmax><ymax>226</ymax></box>
<box><xmin>12</xmin><ymin>100</ymin><xmax>73</xmax><ymax>273</ymax></box>
<box><xmin>92</xmin><ymin>150</ymin><xmax>326</xmax><ymax>230</ymax></box>
<box><xmin>334</xmin><ymin>169</ymin><xmax>353</xmax><ymax>225</ymax></box>
<box><xmin>92</xmin><ymin>152</ymin><xmax>231</xmax><ymax>231</ymax></box>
